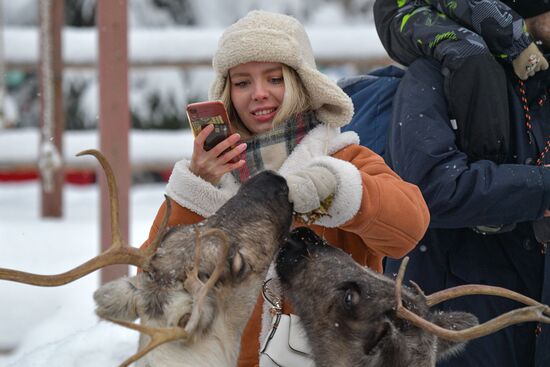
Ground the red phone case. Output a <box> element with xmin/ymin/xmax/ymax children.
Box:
<box><xmin>186</xmin><ymin>101</ymin><xmax>233</xmax><ymax>151</ymax></box>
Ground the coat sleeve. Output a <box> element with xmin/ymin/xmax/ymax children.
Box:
<box><xmin>373</xmin><ymin>0</ymin><xmax>531</xmax><ymax>67</ymax></box>
<box><xmin>331</xmin><ymin>145</ymin><xmax>430</xmax><ymax>258</ymax></box>
<box><xmin>386</xmin><ymin>58</ymin><xmax>550</xmax><ymax>228</ymax></box>
<box><xmin>140</xmin><ymin>198</ymin><xmax>204</xmax><ymax>249</ymax></box>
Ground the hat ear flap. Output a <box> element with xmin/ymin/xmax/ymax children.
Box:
<box><xmin>208</xmin><ymin>74</ymin><xmax>226</xmax><ymax>102</ymax></box>
<box><xmin>432</xmin><ymin>310</ymin><xmax>479</xmax><ymax>361</ymax></box>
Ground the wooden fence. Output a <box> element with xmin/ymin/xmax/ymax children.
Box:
<box><xmin>0</xmin><ymin>26</ymin><xmax>393</xmax><ymax>179</ymax></box>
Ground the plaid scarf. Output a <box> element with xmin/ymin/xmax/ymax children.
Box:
<box><xmin>232</xmin><ymin>111</ymin><xmax>320</xmax><ymax>183</ymax></box>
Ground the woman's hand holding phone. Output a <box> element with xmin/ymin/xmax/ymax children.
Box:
<box><xmin>189</xmin><ymin>124</ymin><xmax>246</xmax><ymax>185</ymax></box>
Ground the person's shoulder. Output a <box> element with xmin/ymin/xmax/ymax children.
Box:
<box><xmin>338</xmin><ymin>65</ymin><xmax>405</xmax><ymax>93</ymax></box>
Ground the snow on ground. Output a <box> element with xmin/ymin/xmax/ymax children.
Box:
<box><xmin>0</xmin><ymin>180</ymin><xmax>168</xmax><ymax>366</ymax></box>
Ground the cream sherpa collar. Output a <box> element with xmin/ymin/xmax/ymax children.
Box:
<box><xmin>165</xmin><ymin>124</ymin><xmax>361</xmax><ymax>228</ymax></box>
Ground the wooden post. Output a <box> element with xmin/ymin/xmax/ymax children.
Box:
<box><xmin>97</xmin><ymin>0</ymin><xmax>130</xmax><ymax>283</ymax></box>
<box><xmin>39</xmin><ymin>0</ymin><xmax>64</xmax><ymax>218</ymax></box>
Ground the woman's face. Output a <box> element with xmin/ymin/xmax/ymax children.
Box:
<box><xmin>229</xmin><ymin>62</ymin><xmax>285</xmax><ymax>135</ymax></box>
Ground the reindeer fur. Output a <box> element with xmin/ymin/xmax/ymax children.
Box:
<box><xmin>94</xmin><ymin>171</ymin><xmax>293</xmax><ymax>367</ymax></box>
<box><xmin>276</xmin><ymin>227</ymin><xmax>479</xmax><ymax>367</ymax></box>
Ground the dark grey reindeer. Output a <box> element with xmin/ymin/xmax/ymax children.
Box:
<box><xmin>0</xmin><ymin>149</ymin><xmax>293</xmax><ymax>367</ymax></box>
<box><xmin>276</xmin><ymin>226</ymin><xmax>550</xmax><ymax>367</ymax></box>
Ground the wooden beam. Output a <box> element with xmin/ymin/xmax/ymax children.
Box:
<box><xmin>97</xmin><ymin>0</ymin><xmax>130</xmax><ymax>283</ymax></box>
<box><xmin>39</xmin><ymin>0</ymin><xmax>64</xmax><ymax>218</ymax></box>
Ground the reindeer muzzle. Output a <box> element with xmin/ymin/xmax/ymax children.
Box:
<box><xmin>276</xmin><ymin>227</ymin><xmax>327</xmax><ymax>282</ymax></box>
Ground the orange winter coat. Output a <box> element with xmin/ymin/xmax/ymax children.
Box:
<box><xmin>141</xmin><ymin>143</ymin><xmax>429</xmax><ymax>367</ymax></box>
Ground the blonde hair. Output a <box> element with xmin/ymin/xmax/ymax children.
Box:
<box><xmin>220</xmin><ymin>64</ymin><xmax>311</xmax><ymax>136</ymax></box>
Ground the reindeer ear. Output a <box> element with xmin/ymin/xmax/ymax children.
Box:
<box><xmin>432</xmin><ymin>310</ymin><xmax>479</xmax><ymax>361</ymax></box>
<box><xmin>94</xmin><ymin>275</ymin><xmax>143</xmax><ymax>321</ymax></box>
<box><xmin>229</xmin><ymin>249</ymin><xmax>248</xmax><ymax>279</ymax></box>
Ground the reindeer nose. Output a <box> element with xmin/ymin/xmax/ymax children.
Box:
<box><xmin>275</xmin><ymin>228</ymin><xmax>311</xmax><ymax>282</ymax></box>
<box><xmin>284</xmin><ymin>235</ymin><xmax>307</xmax><ymax>253</ymax></box>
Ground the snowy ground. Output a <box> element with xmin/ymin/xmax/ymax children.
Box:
<box><xmin>0</xmin><ymin>180</ymin><xmax>168</xmax><ymax>366</ymax></box>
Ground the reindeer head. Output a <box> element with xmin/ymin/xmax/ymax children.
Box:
<box><xmin>276</xmin><ymin>227</ymin><xmax>550</xmax><ymax>367</ymax></box>
<box><xmin>0</xmin><ymin>150</ymin><xmax>293</xmax><ymax>367</ymax></box>
<box><xmin>93</xmin><ymin>170</ymin><xmax>293</xmax><ymax>366</ymax></box>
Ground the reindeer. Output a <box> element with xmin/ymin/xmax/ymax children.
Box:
<box><xmin>4</xmin><ymin>152</ymin><xmax>548</xmax><ymax>367</ymax></box>
<box><xmin>0</xmin><ymin>149</ymin><xmax>293</xmax><ymax>367</ymax></box>
<box><xmin>276</xmin><ymin>226</ymin><xmax>550</xmax><ymax>367</ymax></box>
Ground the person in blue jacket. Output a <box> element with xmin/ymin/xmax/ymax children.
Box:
<box><xmin>381</xmin><ymin>10</ymin><xmax>550</xmax><ymax>367</ymax></box>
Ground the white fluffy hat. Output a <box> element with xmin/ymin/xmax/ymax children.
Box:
<box><xmin>209</xmin><ymin>10</ymin><xmax>354</xmax><ymax>127</ymax></box>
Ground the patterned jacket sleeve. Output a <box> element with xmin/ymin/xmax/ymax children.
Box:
<box><xmin>373</xmin><ymin>0</ymin><xmax>532</xmax><ymax>67</ymax></box>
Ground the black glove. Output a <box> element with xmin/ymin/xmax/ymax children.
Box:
<box><xmin>532</xmin><ymin>217</ymin><xmax>550</xmax><ymax>244</ymax></box>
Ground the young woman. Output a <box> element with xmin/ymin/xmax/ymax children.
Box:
<box><xmin>142</xmin><ymin>10</ymin><xmax>430</xmax><ymax>367</ymax></box>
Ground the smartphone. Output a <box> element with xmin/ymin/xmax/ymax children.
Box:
<box><xmin>186</xmin><ymin>101</ymin><xmax>233</xmax><ymax>151</ymax></box>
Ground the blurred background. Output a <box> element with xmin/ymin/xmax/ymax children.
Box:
<box><xmin>2</xmin><ymin>0</ymin><xmax>381</xmax><ymax>131</ymax></box>
<box><xmin>0</xmin><ymin>0</ymin><xmax>389</xmax><ymax>184</ymax></box>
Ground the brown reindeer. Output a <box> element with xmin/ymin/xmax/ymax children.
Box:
<box><xmin>0</xmin><ymin>149</ymin><xmax>293</xmax><ymax>367</ymax></box>
<box><xmin>276</xmin><ymin>226</ymin><xmax>550</xmax><ymax>367</ymax></box>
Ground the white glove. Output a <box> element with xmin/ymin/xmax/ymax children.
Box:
<box><xmin>512</xmin><ymin>42</ymin><xmax>549</xmax><ymax>80</ymax></box>
<box><xmin>285</xmin><ymin>165</ymin><xmax>337</xmax><ymax>213</ymax></box>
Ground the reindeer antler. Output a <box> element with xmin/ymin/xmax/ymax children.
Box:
<box><xmin>0</xmin><ymin>149</ymin><xmax>171</xmax><ymax>286</ymax></box>
<box><xmin>104</xmin><ymin>317</ymin><xmax>189</xmax><ymax>367</ymax></box>
<box><xmin>422</xmin><ymin>283</ymin><xmax>550</xmax><ymax>316</ymax></box>
<box><xmin>96</xmin><ymin>226</ymin><xmax>233</xmax><ymax>367</ymax></box>
<box><xmin>394</xmin><ymin>257</ymin><xmax>550</xmax><ymax>342</ymax></box>
<box><xmin>184</xmin><ymin>227</ymin><xmax>231</xmax><ymax>334</ymax></box>
<box><xmin>0</xmin><ymin>148</ymin><xmax>218</xmax><ymax>366</ymax></box>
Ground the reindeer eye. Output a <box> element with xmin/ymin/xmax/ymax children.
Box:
<box><xmin>342</xmin><ymin>285</ymin><xmax>360</xmax><ymax>310</ymax></box>
<box><xmin>198</xmin><ymin>272</ymin><xmax>211</xmax><ymax>282</ymax></box>
<box><xmin>178</xmin><ymin>313</ymin><xmax>191</xmax><ymax>328</ymax></box>
<box><xmin>344</xmin><ymin>290</ymin><xmax>354</xmax><ymax>308</ymax></box>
